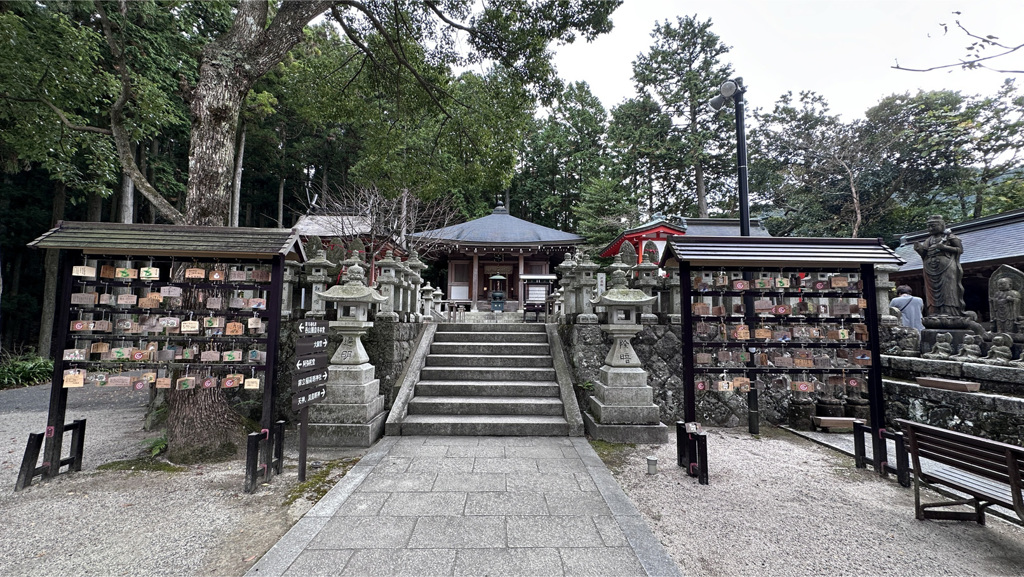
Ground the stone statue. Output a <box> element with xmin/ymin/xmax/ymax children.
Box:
<box><xmin>922</xmin><ymin>332</ymin><xmax>954</xmax><ymax>360</ymax></box>
<box><xmin>1009</xmin><ymin>350</ymin><xmax>1024</xmax><ymax>369</ymax></box>
<box><xmin>989</xmin><ymin>265</ymin><xmax>1024</xmax><ymax>334</ymax></box>
<box><xmin>913</xmin><ymin>215</ymin><xmax>966</xmax><ymax>318</ymax></box>
<box><xmin>979</xmin><ymin>333</ymin><xmax>1014</xmax><ymax>366</ymax></box>
<box><xmin>950</xmin><ymin>334</ymin><xmax>983</xmax><ymax>363</ymax></box>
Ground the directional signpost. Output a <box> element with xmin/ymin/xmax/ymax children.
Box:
<box><xmin>293</xmin><ymin>319</ymin><xmax>330</xmax><ymax>481</ymax></box>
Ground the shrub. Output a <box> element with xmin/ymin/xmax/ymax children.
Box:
<box><xmin>0</xmin><ymin>351</ymin><xmax>54</xmax><ymax>390</ymax></box>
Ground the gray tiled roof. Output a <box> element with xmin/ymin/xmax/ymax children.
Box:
<box><xmin>292</xmin><ymin>214</ymin><xmax>371</xmax><ymax>237</ymax></box>
<box><xmin>410</xmin><ymin>203</ymin><xmax>582</xmax><ymax>246</ymax></box>
<box><xmin>684</xmin><ymin>218</ymin><xmax>771</xmax><ymax>237</ymax></box>
<box><xmin>895</xmin><ymin>209</ymin><xmax>1024</xmax><ymax>272</ymax></box>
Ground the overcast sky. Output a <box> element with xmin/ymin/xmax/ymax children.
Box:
<box><xmin>550</xmin><ymin>0</ymin><xmax>1024</xmax><ymax>121</ymax></box>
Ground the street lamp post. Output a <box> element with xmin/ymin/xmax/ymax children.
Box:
<box><xmin>711</xmin><ymin>78</ymin><xmax>759</xmax><ymax>438</ymax></box>
<box><xmin>710</xmin><ymin>78</ymin><xmax>750</xmax><ymax>237</ymax></box>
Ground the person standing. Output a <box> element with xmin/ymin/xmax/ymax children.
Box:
<box><xmin>891</xmin><ymin>285</ymin><xmax>925</xmax><ymax>331</ymax></box>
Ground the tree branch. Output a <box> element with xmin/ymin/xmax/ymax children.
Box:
<box><xmin>96</xmin><ymin>1</ymin><xmax>186</xmax><ymax>224</ymax></box>
<box><xmin>1</xmin><ymin>93</ymin><xmax>113</xmax><ymax>135</ymax></box>
<box><xmin>893</xmin><ymin>19</ymin><xmax>1024</xmax><ymax>74</ymax></box>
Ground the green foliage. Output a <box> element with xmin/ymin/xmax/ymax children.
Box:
<box><xmin>0</xmin><ymin>351</ymin><xmax>54</xmax><ymax>390</ymax></box>
<box><xmin>144</xmin><ymin>434</ymin><xmax>169</xmax><ymax>457</ymax></box>
<box><xmin>632</xmin><ymin>15</ymin><xmax>736</xmax><ymax>218</ymax></box>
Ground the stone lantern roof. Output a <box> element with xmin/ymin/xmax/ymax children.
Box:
<box><xmin>316</xmin><ymin>263</ymin><xmax>387</xmax><ymax>304</ymax></box>
<box><xmin>591</xmin><ymin>269</ymin><xmax>657</xmax><ymax>307</ymax></box>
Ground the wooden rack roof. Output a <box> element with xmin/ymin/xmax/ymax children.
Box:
<box><xmin>660</xmin><ymin>235</ymin><xmax>904</xmax><ymax>268</ymax></box>
<box><xmin>28</xmin><ymin>221</ymin><xmax>306</xmax><ymax>261</ymax></box>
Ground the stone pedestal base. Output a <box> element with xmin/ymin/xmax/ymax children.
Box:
<box><xmin>845</xmin><ymin>401</ymin><xmax>871</xmax><ymax>422</ymax></box>
<box><xmin>577</xmin><ymin>314</ymin><xmax>598</xmax><ymax>324</ymax></box>
<box><xmin>788</xmin><ymin>401</ymin><xmax>815</xmax><ymax>430</ymax></box>
<box><xmin>309</xmin><ymin>362</ymin><xmax>386</xmax><ymax>447</ymax></box>
<box><xmin>815</xmin><ymin>401</ymin><xmax>845</xmax><ymax>418</ymax></box>
<box><xmin>589</xmin><ymin>396</ymin><xmax>659</xmax><ymax>424</ymax></box>
<box><xmin>583</xmin><ymin>411</ymin><xmax>668</xmax><ymax>444</ymax></box>
<box><xmin>309</xmin><ymin>412</ymin><xmax>386</xmax><ymax>447</ymax></box>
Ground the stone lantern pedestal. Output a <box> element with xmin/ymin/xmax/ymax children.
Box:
<box><xmin>308</xmin><ymin>262</ymin><xmax>388</xmax><ymax>447</ymax></box>
<box><xmin>583</xmin><ymin>269</ymin><xmax>668</xmax><ymax>443</ymax></box>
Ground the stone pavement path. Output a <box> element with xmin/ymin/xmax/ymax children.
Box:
<box><xmin>248</xmin><ymin>436</ymin><xmax>681</xmax><ymax>576</ymax></box>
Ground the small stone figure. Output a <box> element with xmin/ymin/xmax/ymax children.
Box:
<box><xmin>922</xmin><ymin>332</ymin><xmax>954</xmax><ymax>360</ymax></box>
<box><xmin>913</xmin><ymin>215</ymin><xmax>966</xmax><ymax>318</ymax></box>
<box><xmin>990</xmin><ymin>275</ymin><xmax>1022</xmax><ymax>334</ymax></box>
<box><xmin>979</xmin><ymin>333</ymin><xmax>1014</xmax><ymax>366</ymax></box>
<box><xmin>950</xmin><ymin>334</ymin><xmax>983</xmax><ymax>363</ymax></box>
<box><xmin>898</xmin><ymin>327</ymin><xmax>922</xmax><ymax>357</ymax></box>
<box><xmin>1009</xmin><ymin>350</ymin><xmax>1024</xmax><ymax>369</ymax></box>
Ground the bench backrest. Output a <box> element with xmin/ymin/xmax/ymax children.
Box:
<box><xmin>896</xmin><ymin>419</ymin><xmax>1024</xmax><ymax>486</ymax></box>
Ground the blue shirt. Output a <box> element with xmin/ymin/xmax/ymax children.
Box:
<box><xmin>890</xmin><ymin>295</ymin><xmax>924</xmax><ymax>331</ymax></box>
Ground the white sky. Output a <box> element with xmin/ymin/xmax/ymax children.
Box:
<box><xmin>550</xmin><ymin>0</ymin><xmax>1024</xmax><ymax>121</ymax></box>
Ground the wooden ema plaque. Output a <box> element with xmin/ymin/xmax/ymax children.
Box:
<box><xmin>115</xmin><ymin>267</ymin><xmax>138</xmax><ymax>279</ymax></box>
<box><xmin>63</xmin><ymin>370</ymin><xmax>85</xmax><ymax>388</ymax></box>
<box><xmin>70</xmin><ymin>292</ymin><xmax>98</xmax><ymax>305</ymax></box>
<box><xmin>228</xmin><ymin>270</ymin><xmax>247</xmax><ymax>282</ymax></box>
<box><xmin>248</xmin><ymin>298</ymin><xmax>266</xmax><ymax>310</ymax></box>
<box><xmin>156</xmin><ymin>377</ymin><xmax>172</xmax><ymax>389</ymax></box>
<box><xmin>251</xmin><ymin>269</ymin><xmax>271</xmax><ymax>283</ymax></box>
<box><xmin>732</xmin><ymin>280</ymin><xmax>749</xmax><ymax>290</ymax></box>
<box><xmin>225</xmin><ymin>322</ymin><xmax>245</xmax><ymax>336</ymax></box>
<box><xmin>791</xmin><ymin>380</ymin><xmax>815</xmax><ymax>393</ymax></box>
<box><xmin>222</xmin><ymin>350</ymin><xmax>243</xmax><ymax>362</ymax></box>
<box><xmin>72</xmin><ymin>265</ymin><xmax>97</xmax><ymax>278</ymax></box>
<box><xmin>830</xmin><ymin>276</ymin><xmax>849</xmax><ymax>288</ymax></box>
<box><xmin>185</xmin><ymin>267</ymin><xmax>206</xmax><ymax>279</ymax></box>
<box><xmin>176</xmin><ymin>376</ymin><xmax>196</xmax><ymax>390</ymax></box>
<box><xmin>753</xmin><ymin>278</ymin><xmax>772</xmax><ymax>289</ymax></box>
<box><xmin>754</xmin><ymin>328</ymin><xmax>773</xmax><ymax>340</ymax></box>
<box><xmin>222</xmin><ymin>374</ymin><xmax>244</xmax><ymax>389</ymax></box>
<box><xmin>243</xmin><ymin>377</ymin><xmax>261</xmax><ymax>390</ymax></box>
<box><xmin>100</xmin><ymin>265</ymin><xmax>117</xmax><ymax>279</ymax></box>
<box><xmin>139</xmin><ymin>267</ymin><xmax>160</xmax><ymax>280</ymax></box>
<box><xmin>692</xmin><ymin>302</ymin><xmax>711</xmax><ymax>315</ymax></box>
<box><xmin>208</xmin><ymin>269</ymin><xmax>226</xmax><ymax>281</ymax></box>
<box><xmin>160</xmin><ymin>286</ymin><xmax>183</xmax><ymax>298</ymax></box>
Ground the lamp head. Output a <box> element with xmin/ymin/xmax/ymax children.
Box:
<box><xmin>719</xmin><ymin>80</ymin><xmax>738</xmax><ymax>98</ymax></box>
<box><xmin>709</xmin><ymin>94</ymin><xmax>727</xmax><ymax>111</ymax></box>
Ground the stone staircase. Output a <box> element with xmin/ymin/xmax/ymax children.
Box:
<box><xmin>402</xmin><ymin>323</ymin><xmax>571</xmax><ymax>435</ymax></box>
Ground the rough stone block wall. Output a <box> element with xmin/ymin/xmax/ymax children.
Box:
<box><xmin>559</xmin><ymin>324</ymin><xmax>796</xmax><ymax>427</ymax></box>
<box><xmin>364</xmin><ymin>321</ymin><xmax>420</xmax><ymax>406</ymax></box>
<box><xmin>885</xmin><ymin>380</ymin><xmax>1024</xmax><ymax>446</ymax></box>
<box><xmin>881</xmin><ymin>355</ymin><xmax>1024</xmax><ymax>395</ymax></box>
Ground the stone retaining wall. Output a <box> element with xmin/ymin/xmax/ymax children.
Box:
<box><xmin>884</xmin><ymin>379</ymin><xmax>1024</xmax><ymax>446</ymax></box>
<box><xmin>881</xmin><ymin>355</ymin><xmax>1024</xmax><ymax>395</ymax></box>
<box><xmin>559</xmin><ymin>324</ymin><xmax>795</xmax><ymax>427</ymax></box>
<box><xmin>363</xmin><ymin>321</ymin><xmax>420</xmax><ymax>406</ymax></box>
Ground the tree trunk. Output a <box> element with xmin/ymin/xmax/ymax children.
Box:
<box><xmin>120</xmin><ymin>163</ymin><xmax>135</xmax><ymax>224</ymax></box>
<box><xmin>695</xmin><ymin>159</ymin><xmax>708</xmax><ymax>218</ymax></box>
<box><xmin>169</xmin><ymin>0</ymin><xmax>334</xmax><ymax>461</ymax></box>
<box><xmin>38</xmin><ymin>183</ymin><xmax>66</xmax><ymax>358</ymax></box>
<box><xmin>87</xmin><ymin>192</ymin><xmax>103</xmax><ymax>222</ymax></box>
<box><xmin>278</xmin><ymin>177</ymin><xmax>286</xmax><ymax>227</ymax></box>
<box><xmin>231</xmin><ymin>122</ymin><xmax>246</xmax><ymax>227</ymax></box>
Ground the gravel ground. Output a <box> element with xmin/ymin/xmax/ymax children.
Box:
<box><xmin>611</xmin><ymin>426</ymin><xmax>1024</xmax><ymax>577</ymax></box>
<box><xmin>0</xmin><ymin>384</ymin><xmax>359</xmax><ymax>576</ymax></box>
<box><xmin>5</xmin><ymin>382</ymin><xmax>1024</xmax><ymax>576</ymax></box>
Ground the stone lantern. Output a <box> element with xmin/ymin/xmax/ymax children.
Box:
<box><xmin>662</xmin><ymin>262</ymin><xmax>682</xmax><ymax>324</ymax></box>
<box><xmin>310</xmin><ymin>261</ymin><xmax>388</xmax><ymax>447</ymax></box>
<box><xmin>555</xmin><ymin>254</ymin><xmax>578</xmax><ymax>320</ymax></box>
<box><xmin>406</xmin><ymin>250</ymin><xmax>427</xmax><ymax>321</ymax></box>
<box><xmin>303</xmin><ymin>250</ymin><xmax>336</xmax><ymax>319</ymax></box>
<box><xmin>585</xmin><ymin>268</ymin><xmax>668</xmax><ymax>443</ymax></box>
<box><xmin>375</xmin><ymin>251</ymin><xmax>400</xmax><ymax>322</ymax></box>
<box><xmin>633</xmin><ymin>252</ymin><xmax>659</xmax><ymax>325</ymax></box>
<box><xmin>420</xmin><ymin>282</ymin><xmax>436</xmax><ymax>321</ymax></box>
<box><xmin>432</xmin><ymin>286</ymin><xmax>444</xmax><ymax>317</ymax></box>
<box><xmin>576</xmin><ymin>254</ymin><xmax>599</xmax><ymax>324</ymax></box>
<box><xmin>282</xmin><ymin>260</ymin><xmax>301</xmax><ymax>319</ymax></box>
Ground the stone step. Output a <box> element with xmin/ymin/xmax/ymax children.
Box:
<box><xmin>419</xmin><ymin>366</ymin><xmax>557</xmax><ymax>382</ymax></box>
<box><xmin>416</xmin><ymin>380</ymin><xmax>560</xmax><ymax>398</ymax></box>
<box><xmin>400</xmin><ymin>414</ymin><xmax>569</xmax><ymax>436</ymax></box>
<box><xmin>407</xmin><ymin>396</ymin><xmax>564</xmax><ymax>416</ymax></box>
<box><xmin>437</xmin><ymin>323</ymin><xmax>546</xmax><ymax>333</ymax></box>
<box><xmin>432</xmin><ymin>331</ymin><xmax>549</xmax><ymax>344</ymax></box>
<box><xmin>425</xmin><ymin>354</ymin><xmax>553</xmax><ymax>368</ymax></box>
<box><xmin>430</xmin><ymin>342</ymin><xmax>552</xmax><ymax>356</ymax></box>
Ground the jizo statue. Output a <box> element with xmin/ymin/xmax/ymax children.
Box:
<box><xmin>913</xmin><ymin>215</ymin><xmax>966</xmax><ymax>317</ymax></box>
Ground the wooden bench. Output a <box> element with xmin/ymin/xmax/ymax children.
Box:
<box><xmin>896</xmin><ymin>419</ymin><xmax>1024</xmax><ymax>524</ymax></box>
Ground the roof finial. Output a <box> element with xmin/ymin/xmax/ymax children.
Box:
<box><xmin>493</xmin><ymin>200</ymin><xmax>509</xmax><ymax>215</ymax></box>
